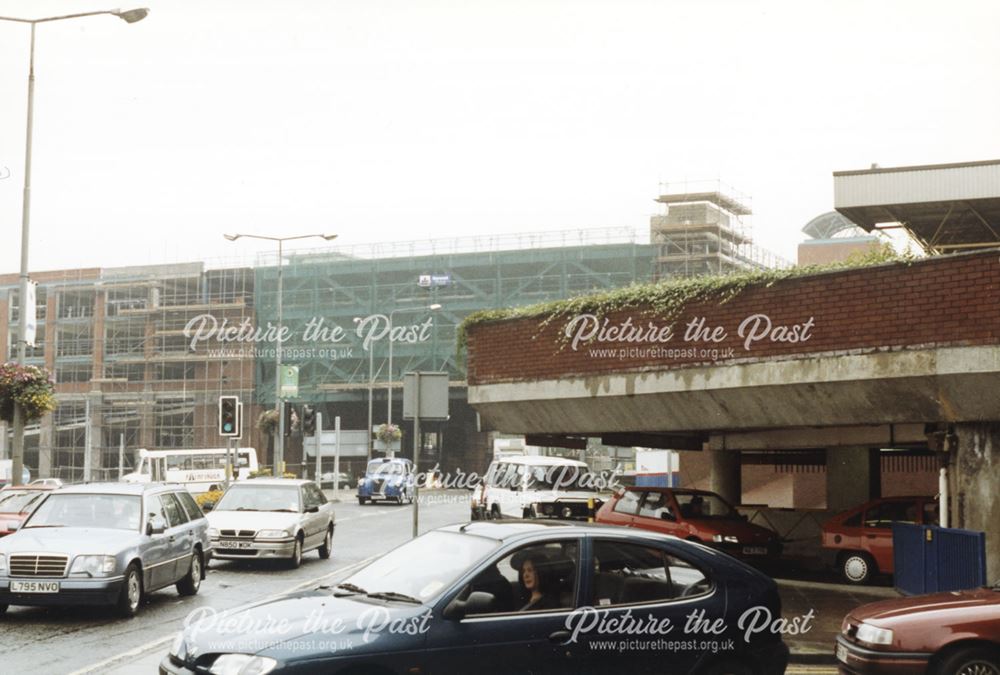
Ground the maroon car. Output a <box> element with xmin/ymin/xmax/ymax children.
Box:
<box><xmin>836</xmin><ymin>585</ymin><xmax>1000</xmax><ymax>675</ymax></box>
<box><xmin>596</xmin><ymin>487</ymin><xmax>782</xmax><ymax>559</ymax></box>
<box><xmin>0</xmin><ymin>484</ymin><xmax>56</xmax><ymax>536</ymax></box>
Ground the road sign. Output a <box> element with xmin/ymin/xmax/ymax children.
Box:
<box><xmin>403</xmin><ymin>371</ymin><xmax>449</xmax><ymax>420</ymax></box>
<box><xmin>279</xmin><ymin>365</ymin><xmax>299</xmax><ymax>398</ymax></box>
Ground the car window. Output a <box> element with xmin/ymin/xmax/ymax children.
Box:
<box><xmin>922</xmin><ymin>501</ymin><xmax>939</xmax><ymax>525</ymax></box>
<box><xmin>160</xmin><ymin>492</ymin><xmax>188</xmax><ymax>527</ymax></box>
<box><xmin>145</xmin><ymin>494</ymin><xmax>170</xmax><ymax>528</ymax></box>
<box><xmin>302</xmin><ymin>485</ymin><xmax>322</xmax><ymax>509</ymax></box>
<box><xmin>461</xmin><ymin>540</ymin><xmax>579</xmax><ymax>616</ymax></box>
<box><xmin>306</xmin><ymin>483</ymin><xmax>327</xmax><ymax>505</ymax></box>
<box><xmin>613</xmin><ymin>490</ymin><xmax>641</xmax><ymax>515</ymax></box>
<box><xmin>638</xmin><ymin>492</ymin><xmax>675</xmax><ymax>520</ymax></box>
<box><xmin>864</xmin><ymin>500</ymin><xmax>919</xmax><ymax>529</ymax></box>
<box><xmin>175</xmin><ymin>490</ymin><xmax>204</xmax><ymax>521</ymax></box>
<box><xmin>842</xmin><ymin>511</ymin><xmax>863</xmax><ymax>527</ymax></box>
<box><xmin>591</xmin><ymin>541</ymin><xmax>710</xmax><ymax>607</ymax></box>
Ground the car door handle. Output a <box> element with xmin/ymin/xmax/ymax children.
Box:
<box><xmin>548</xmin><ymin>631</ymin><xmax>571</xmax><ymax>644</ymax></box>
<box><xmin>168</xmin><ymin>535</ymin><xmax>176</xmax><ymax>542</ymax></box>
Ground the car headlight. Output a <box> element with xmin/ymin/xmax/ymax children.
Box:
<box><xmin>712</xmin><ymin>535</ymin><xmax>739</xmax><ymax>544</ymax></box>
<box><xmin>0</xmin><ymin>554</ymin><xmax>6</xmax><ymax>575</ymax></box>
<box><xmin>855</xmin><ymin>622</ymin><xmax>894</xmax><ymax>646</ymax></box>
<box><xmin>357</xmin><ymin>478</ymin><xmax>364</xmax><ymax>487</ymax></box>
<box><xmin>69</xmin><ymin>555</ymin><xmax>116</xmax><ymax>577</ymax></box>
<box><xmin>256</xmin><ymin>529</ymin><xmax>289</xmax><ymax>540</ymax></box>
<box><xmin>207</xmin><ymin>528</ymin><xmax>220</xmax><ymax>538</ymax></box>
<box><xmin>170</xmin><ymin>631</ymin><xmax>187</xmax><ymax>659</ymax></box>
<box><xmin>209</xmin><ymin>654</ymin><xmax>278</xmax><ymax>675</ymax></box>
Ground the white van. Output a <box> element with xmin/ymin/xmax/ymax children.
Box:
<box><xmin>121</xmin><ymin>447</ymin><xmax>258</xmax><ymax>493</ymax></box>
<box><xmin>470</xmin><ymin>455</ymin><xmax>604</xmax><ymax>521</ymax></box>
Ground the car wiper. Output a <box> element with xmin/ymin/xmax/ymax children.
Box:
<box><xmin>333</xmin><ymin>583</ymin><xmax>369</xmax><ymax>596</ymax></box>
<box><xmin>24</xmin><ymin>524</ymin><xmax>65</xmax><ymax>528</ymax></box>
<box><xmin>271</xmin><ymin>509</ymin><xmax>298</xmax><ymax>512</ymax></box>
<box><xmin>235</xmin><ymin>507</ymin><xmax>259</xmax><ymax>511</ymax></box>
<box><xmin>367</xmin><ymin>591</ymin><xmax>422</xmax><ymax>604</ymax></box>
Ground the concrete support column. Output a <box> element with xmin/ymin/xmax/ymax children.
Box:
<box><xmin>37</xmin><ymin>414</ymin><xmax>54</xmax><ymax>477</ymax></box>
<box><xmin>826</xmin><ymin>446</ymin><xmax>878</xmax><ymax>512</ymax></box>
<box><xmin>954</xmin><ymin>423</ymin><xmax>1000</xmax><ymax>581</ymax></box>
<box><xmin>708</xmin><ymin>449</ymin><xmax>741</xmax><ymax>506</ymax></box>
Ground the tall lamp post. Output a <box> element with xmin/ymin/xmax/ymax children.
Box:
<box><xmin>1</xmin><ymin>7</ymin><xmax>149</xmax><ymax>486</ymax></box>
<box><xmin>386</xmin><ymin>304</ymin><xmax>441</xmax><ymax>427</ymax></box>
<box><xmin>224</xmin><ymin>233</ymin><xmax>337</xmax><ymax>475</ymax></box>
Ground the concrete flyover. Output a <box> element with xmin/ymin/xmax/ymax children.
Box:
<box><xmin>464</xmin><ymin>249</ymin><xmax>1000</xmax><ymax>578</ymax></box>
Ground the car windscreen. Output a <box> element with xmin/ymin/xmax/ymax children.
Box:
<box><xmin>674</xmin><ymin>492</ymin><xmax>738</xmax><ymax>519</ymax></box>
<box><xmin>25</xmin><ymin>493</ymin><xmax>142</xmax><ymax>531</ymax></box>
<box><xmin>215</xmin><ymin>485</ymin><xmax>301</xmax><ymax>512</ymax></box>
<box><xmin>0</xmin><ymin>490</ymin><xmax>45</xmax><ymax>514</ymax></box>
<box><xmin>366</xmin><ymin>461</ymin><xmax>404</xmax><ymax>476</ymax></box>
<box><xmin>524</xmin><ymin>464</ymin><xmax>597</xmax><ymax>492</ymax></box>
<box><xmin>341</xmin><ymin>531</ymin><xmax>498</xmax><ymax>602</ymax></box>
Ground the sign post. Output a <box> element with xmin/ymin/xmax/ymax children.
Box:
<box><xmin>403</xmin><ymin>372</ymin><xmax>449</xmax><ymax>538</ymax></box>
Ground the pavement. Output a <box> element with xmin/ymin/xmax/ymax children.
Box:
<box><xmin>777</xmin><ymin>572</ymin><xmax>899</xmax><ymax>668</ymax></box>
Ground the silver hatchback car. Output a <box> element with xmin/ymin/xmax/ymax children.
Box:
<box><xmin>0</xmin><ymin>482</ymin><xmax>212</xmax><ymax>617</ymax></box>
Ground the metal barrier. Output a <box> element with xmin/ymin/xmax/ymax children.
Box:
<box><xmin>893</xmin><ymin>522</ymin><xmax>987</xmax><ymax>595</ymax></box>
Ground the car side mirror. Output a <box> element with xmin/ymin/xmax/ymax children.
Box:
<box><xmin>443</xmin><ymin>591</ymin><xmax>495</xmax><ymax>620</ymax></box>
<box><xmin>305</xmin><ymin>505</ymin><xmax>320</xmax><ymax>513</ymax></box>
<box><xmin>4</xmin><ymin>520</ymin><xmax>20</xmax><ymax>532</ymax></box>
<box><xmin>741</xmin><ymin>514</ymin><xmax>749</xmax><ymax>522</ymax></box>
<box><xmin>202</xmin><ymin>502</ymin><xmax>215</xmax><ymax>513</ymax></box>
<box><xmin>660</xmin><ymin>511</ymin><xmax>677</xmax><ymax>522</ymax></box>
<box><xmin>146</xmin><ymin>516</ymin><xmax>167</xmax><ymax>536</ymax></box>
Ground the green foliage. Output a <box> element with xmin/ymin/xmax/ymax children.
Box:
<box><xmin>456</xmin><ymin>247</ymin><xmax>919</xmax><ymax>353</ymax></box>
<box><xmin>195</xmin><ymin>489</ymin><xmax>224</xmax><ymax>508</ymax></box>
<box><xmin>0</xmin><ymin>362</ymin><xmax>57</xmax><ymax>424</ymax></box>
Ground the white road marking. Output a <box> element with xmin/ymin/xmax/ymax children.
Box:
<box><xmin>66</xmin><ymin>555</ymin><xmax>378</xmax><ymax>675</ymax></box>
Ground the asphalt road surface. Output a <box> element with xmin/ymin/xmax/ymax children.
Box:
<box><xmin>0</xmin><ymin>490</ymin><xmax>472</xmax><ymax>675</ymax></box>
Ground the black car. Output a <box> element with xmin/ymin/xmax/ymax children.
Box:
<box><xmin>161</xmin><ymin>521</ymin><xmax>788</xmax><ymax>675</ymax></box>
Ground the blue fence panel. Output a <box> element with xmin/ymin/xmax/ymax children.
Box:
<box><xmin>893</xmin><ymin>523</ymin><xmax>986</xmax><ymax>595</ymax></box>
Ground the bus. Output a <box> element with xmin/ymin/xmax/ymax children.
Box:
<box><xmin>121</xmin><ymin>447</ymin><xmax>259</xmax><ymax>493</ymax></box>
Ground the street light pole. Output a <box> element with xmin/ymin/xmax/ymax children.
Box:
<box><xmin>224</xmin><ymin>232</ymin><xmax>337</xmax><ymax>475</ymax></box>
<box><xmin>385</xmin><ymin>304</ymin><xmax>441</xmax><ymax>428</ymax></box>
<box><xmin>1</xmin><ymin>7</ymin><xmax>149</xmax><ymax>487</ymax></box>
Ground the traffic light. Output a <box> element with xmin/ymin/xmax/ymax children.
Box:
<box><xmin>219</xmin><ymin>396</ymin><xmax>239</xmax><ymax>437</ymax></box>
<box><xmin>302</xmin><ymin>405</ymin><xmax>316</xmax><ymax>435</ymax></box>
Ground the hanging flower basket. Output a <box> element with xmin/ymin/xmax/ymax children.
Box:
<box><xmin>376</xmin><ymin>423</ymin><xmax>402</xmax><ymax>444</ymax></box>
<box><xmin>257</xmin><ymin>409</ymin><xmax>279</xmax><ymax>436</ymax></box>
<box><xmin>0</xmin><ymin>362</ymin><xmax>57</xmax><ymax>424</ymax></box>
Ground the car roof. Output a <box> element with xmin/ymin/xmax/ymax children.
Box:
<box><xmin>439</xmin><ymin>520</ymin><xmax>681</xmax><ymax>545</ymax></box>
<box><xmin>226</xmin><ymin>478</ymin><xmax>313</xmax><ymax>487</ymax></box>
<box><xmin>624</xmin><ymin>486</ymin><xmax>714</xmax><ymax>495</ymax></box>
<box><xmin>490</xmin><ymin>455</ymin><xmax>587</xmax><ymax>467</ymax></box>
<box><xmin>53</xmin><ymin>482</ymin><xmax>186</xmax><ymax>496</ymax></box>
<box><xmin>0</xmin><ymin>484</ymin><xmax>57</xmax><ymax>492</ymax></box>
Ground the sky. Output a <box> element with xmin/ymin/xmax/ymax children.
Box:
<box><xmin>0</xmin><ymin>0</ymin><xmax>998</xmax><ymax>274</ymax></box>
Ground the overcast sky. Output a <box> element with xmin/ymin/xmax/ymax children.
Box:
<box><xmin>1</xmin><ymin>0</ymin><xmax>998</xmax><ymax>274</ymax></box>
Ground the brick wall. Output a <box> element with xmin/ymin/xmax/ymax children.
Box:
<box><xmin>467</xmin><ymin>251</ymin><xmax>1000</xmax><ymax>385</ymax></box>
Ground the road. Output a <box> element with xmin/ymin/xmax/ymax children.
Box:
<box><xmin>0</xmin><ymin>490</ymin><xmax>839</xmax><ymax>675</ymax></box>
<box><xmin>0</xmin><ymin>491</ymin><xmax>472</xmax><ymax>675</ymax></box>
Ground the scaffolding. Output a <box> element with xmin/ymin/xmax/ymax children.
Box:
<box><xmin>650</xmin><ymin>180</ymin><xmax>791</xmax><ymax>279</ymax></box>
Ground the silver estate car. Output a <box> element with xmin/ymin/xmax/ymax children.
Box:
<box><xmin>206</xmin><ymin>478</ymin><xmax>335</xmax><ymax>568</ymax></box>
<box><xmin>0</xmin><ymin>482</ymin><xmax>212</xmax><ymax>618</ymax></box>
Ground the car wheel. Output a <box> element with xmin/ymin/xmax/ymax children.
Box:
<box><xmin>490</xmin><ymin>505</ymin><xmax>501</xmax><ymax>520</ymax></box>
<box><xmin>176</xmin><ymin>551</ymin><xmax>203</xmax><ymax>596</ymax></box>
<box><xmin>318</xmin><ymin>526</ymin><xmax>333</xmax><ymax>559</ymax></box>
<box><xmin>358</xmin><ymin>497</ymin><xmax>367</xmax><ymax>505</ymax></box>
<box><xmin>288</xmin><ymin>536</ymin><xmax>303</xmax><ymax>569</ymax></box>
<box><xmin>116</xmin><ymin>563</ymin><xmax>143</xmax><ymax>618</ymax></box>
<box><xmin>840</xmin><ymin>551</ymin><xmax>876</xmax><ymax>585</ymax></box>
<box><xmin>0</xmin><ymin>604</ymin><xmax>7</xmax><ymax>616</ymax></box>
<box><xmin>935</xmin><ymin>646</ymin><xmax>1000</xmax><ymax>675</ymax></box>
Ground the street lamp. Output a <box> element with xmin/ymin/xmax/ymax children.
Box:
<box><xmin>0</xmin><ymin>7</ymin><xmax>149</xmax><ymax>487</ymax></box>
<box><xmin>223</xmin><ymin>233</ymin><xmax>338</xmax><ymax>475</ymax></box>
<box><xmin>386</xmin><ymin>304</ymin><xmax>442</xmax><ymax>428</ymax></box>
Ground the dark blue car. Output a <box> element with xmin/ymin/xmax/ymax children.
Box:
<box><xmin>161</xmin><ymin>522</ymin><xmax>788</xmax><ymax>675</ymax></box>
<box><xmin>357</xmin><ymin>457</ymin><xmax>414</xmax><ymax>505</ymax></box>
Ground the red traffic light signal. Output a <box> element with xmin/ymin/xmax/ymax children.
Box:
<box><xmin>219</xmin><ymin>396</ymin><xmax>240</xmax><ymax>437</ymax></box>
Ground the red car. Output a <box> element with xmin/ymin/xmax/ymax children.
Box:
<box><xmin>0</xmin><ymin>484</ymin><xmax>57</xmax><ymax>536</ymax></box>
<box><xmin>822</xmin><ymin>496</ymin><xmax>938</xmax><ymax>585</ymax></box>
<box><xmin>596</xmin><ymin>487</ymin><xmax>782</xmax><ymax>558</ymax></box>
<box><xmin>836</xmin><ymin>585</ymin><xmax>1000</xmax><ymax>675</ymax></box>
